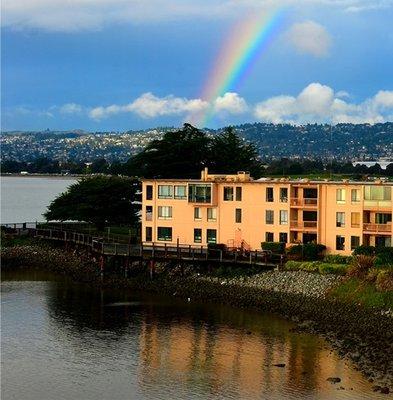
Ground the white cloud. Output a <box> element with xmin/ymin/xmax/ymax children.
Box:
<box><xmin>2</xmin><ymin>0</ymin><xmax>391</xmax><ymax>31</ymax></box>
<box><xmin>286</xmin><ymin>21</ymin><xmax>332</xmax><ymax>57</ymax></box>
<box><xmin>59</xmin><ymin>103</ymin><xmax>83</xmax><ymax>114</ymax></box>
<box><xmin>214</xmin><ymin>92</ymin><xmax>248</xmax><ymax>114</ymax></box>
<box><xmin>88</xmin><ymin>93</ymin><xmax>208</xmax><ymax>120</ymax></box>
<box><xmin>254</xmin><ymin>83</ymin><xmax>393</xmax><ymax>124</ymax></box>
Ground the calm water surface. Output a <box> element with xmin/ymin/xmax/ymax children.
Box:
<box><xmin>1</xmin><ymin>176</ymin><xmax>77</xmax><ymax>223</ymax></box>
<box><xmin>1</xmin><ymin>270</ymin><xmax>384</xmax><ymax>400</ymax></box>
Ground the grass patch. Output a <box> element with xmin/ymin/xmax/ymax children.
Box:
<box><xmin>284</xmin><ymin>260</ymin><xmax>347</xmax><ymax>275</ymax></box>
<box><xmin>329</xmin><ymin>278</ymin><xmax>393</xmax><ymax>309</ymax></box>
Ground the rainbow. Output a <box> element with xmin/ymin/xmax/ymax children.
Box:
<box><xmin>194</xmin><ymin>8</ymin><xmax>287</xmax><ymax>127</ymax></box>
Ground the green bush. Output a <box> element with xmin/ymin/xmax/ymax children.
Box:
<box><xmin>323</xmin><ymin>254</ymin><xmax>353</xmax><ymax>265</ymax></box>
<box><xmin>286</xmin><ymin>243</ymin><xmax>326</xmax><ymax>261</ymax></box>
<box><xmin>317</xmin><ymin>263</ymin><xmax>347</xmax><ymax>275</ymax></box>
<box><xmin>284</xmin><ymin>260</ymin><xmax>345</xmax><ymax>274</ymax></box>
<box><xmin>376</xmin><ymin>269</ymin><xmax>393</xmax><ymax>292</ymax></box>
<box><xmin>353</xmin><ymin>245</ymin><xmax>376</xmax><ymax>256</ymax></box>
<box><xmin>347</xmin><ymin>255</ymin><xmax>376</xmax><ymax>279</ymax></box>
<box><xmin>261</xmin><ymin>241</ymin><xmax>286</xmax><ymax>254</ymax></box>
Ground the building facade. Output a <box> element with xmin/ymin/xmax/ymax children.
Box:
<box><xmin>141</xmin><ymin>168</ymin><xmax>392</xmax><ymax>255</ymax></box>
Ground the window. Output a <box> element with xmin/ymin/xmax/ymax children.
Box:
<box><xmin>146</xmin><ymin>206</ymin><xmax>153</xmax><ymax>221</ymax></box>
<box><xmin>351</xmin><ymin>236</ymin><xmax>360</xmax><ymax>250</ymax></box>
<box><xmin>351</xmin><ymin>189</ymin><xmax>360</xmax><ymax>203</ymax></box>
<box><xmin>266</xmin><ymin>210</ymin><xmax>274</xmax><ymax>224</ymax></box>
<box><xmin>207</xmin><ymin>208</ymin><xmax>217</xmax><ymax>221</ymax></box>
<box><xmin>266</xmin><ymin>187</ymin><xmax>274</xmax><ymax>202</ymax></box>
<box><xmin>336</xmin><ymin>235</ymin><xmax>345</xmax><ymax>250</ymax></box>
<box><xmin>279</xmin><ymin>210</ymin><xmax>288</xmax><ymax>225</ymax></box>
<box><xmin>265</xmin><ymin>232</ymin><xmax>274</xmax><ymax>242</ymax></box>
<box><xmin>174</xmin><ymin>185</ymin><xmax>187</xmax><ymax>199</ymax></box>
<box><xmin>188</xmin><ymin>184</ymin><xmax>211</xmax><ymax>203</ymax></box>
<box><xmin>145</xmin><ymin>227</ymin><xmax>152</xmax><ymax>242</ymax></box>
<box><xmin>224</xmin><ymin>187</ymin><xmax>234</xmax><ymax>201</ymax></box>
<box><xmin>146</xmin><ymin>185</ymin><xmax>153</xmax><ymax>200</ymax></box>
<box><xmin>336</xmin><ymin>189</ymin><xmax>346</xmax><ymax>204</ymax></box>
<box><xmin>207</xmin><ymin>229</ymin><xmax>217</xmax><ymax>244</ymax></box>
<box><xmin>194</xmin><ymin>228</ymin><xmax>202</xmax><ymax>243</ymax></box>
<box><xmin>194</xmin><ymin>207</ymin><xmax>202</xmax><ymax>220</ymax></box>
<box><xmin>158</xmin><ymin>185</ymin><xmax>173</xmax><ymax>199</ymax></box>
<box><xmin>235</xmin><ymin>208</ymin><xmax>242</xmax><ymax>223</ymax></box>
<box><xmin>375</xmin><ymin>236</ymin><xmax>391</xmax><ymax>247</ymax></box>
<box><xmin>364</xmin><ymin>186</ymin><xmax>391</xmax><ymax>201</ymax></box>
<box><xmin>375</xmin><ymin>213</ymin><xmax>392</xmax><ymax>224</ymax></box>
<box><xmin>157</xmin><ymin>227</ymin><xmax>172</xmax><ymax>241</ymax></box>
<box><xmin>235</xmin><ymin>187</ymin><xmax>242</xmax><ymax>201</ymax></box>
<box><xmin>279</xmin><ymin>232</ymin><xmax>288</xmax><ymax>243</ymax></box>
<box><xmin>351</xmin><ymin>212</ymin><xmax>360</xmax><ymax>228</ymax></box>
<box><xmin>158</xmin><ymin>206</ymin><xmax>172</xmax><ymax>219</ymax></box>
<box><xmin>280</xmin><ymin>188</ymin><xmax>288</xmax><ymax>202</ymax></box>
<box><xmin>336</xmin><ymin>212</ymin><xmax>345</xmax><ymax>227</ymax></box>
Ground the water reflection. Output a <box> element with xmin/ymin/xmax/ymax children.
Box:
<box><xmin>1</xmin><ymin>270</ymin><xmax>383</xmax><ymax>400</ymax></box>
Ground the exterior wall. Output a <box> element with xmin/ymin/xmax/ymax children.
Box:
<box><xmin>142</xmin><ymin>174</ymin><xmax>392</xmax><ymax>255</ymax></box>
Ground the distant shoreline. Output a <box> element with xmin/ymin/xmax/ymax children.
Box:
<box><xmin>1</xmin><ymin>173</ymin><xmax>83</xmax><ymax>179</ymax></box>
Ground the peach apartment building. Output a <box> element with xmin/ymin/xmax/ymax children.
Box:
<box><xmin>141</xmin><ymin>168</ymin><xmax>392</xmax><ymax>255</ymax></box>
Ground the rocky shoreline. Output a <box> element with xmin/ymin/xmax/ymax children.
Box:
<box><xmin>2</xmin><ymin>244</ymin><xmax>393</xmax><ymax>393</ymax></box>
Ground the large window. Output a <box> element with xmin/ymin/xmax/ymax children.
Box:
<box><xmin>351</xmin><ymin>189</ymin><xmax>360</xmax><ymax>203</ymax></box>
<box><xmin>194</xmin><ymin>228</ymin><xmax>202</xmax><ymax>243</ymax></box>
<box><xmin>336</xmin><ymin>212</ymin><xmax>345</xmax><ymax>227</ymax></box>
<box><xmin>145</xmin><ymin>227</ymin><xmax>152</xmax><ymax>242</ymax></box>
<box><xmin>375</xmin><ymin>213</ymin><xmax>392</xmax><ymax>224</ymax></box>
<box><xmin>188</xmin><ymin>184</ymin><xmax>211</xmax><ymax>203</ymax></box>
<box><xmin>279</xmin><ymin>232</ymin><xmax>288</xmax><ymax>243</ymax></box>
<box><xmin>351</xmin><ymin>212</ymin><xmax>360</xmax><ymax>228</ymax></box>
<box><xmin>336</xmin><ymin>189</ymin><xmax>346</xmax><ymax>204</ymax></box>
<box><xmin>265</xmin><ymin>232</ymin><xmax>274</xmax><ymax>242</ymax></box>
<box><xmin>158</xmin><ymin>206</ymin><xmax>172</xmax><ymax>219</ymax></box>
<box><xmin>280</xmin><ymin>188</ymin><xmax>288</xmax><ymax>203</ymax></box>
<box><xmin>266</xmin><ymin>210</ymin><xmax>274</xmax><ymax>224</ymax></box>
<box><xmin>364</xmin><ymin>186</ymin><xmax>391</xmax><ymax>201</ymax></box>
<box><xmin>146</xmin><ymin>185</ymin><xmax>153</xmax><ymax>200</ymax></box>
<box><xmin>266</xmin><ymin>187</ymin><xmax>274</xmax><ymax>202</ymax></box>
<box><xmin>236</xmin><ymin>187</ymin><xmax>242</xmax><ymax>201</ymax></box>
<box><xmin>351</xmin><ymin>236</ymin><xmax>360</xmax><ymax>250</ymax></box>
<box><xmin>207</xmin><ymin>229</ymin><xmax>217</xmax><ymax>244</ymax></box>
<box><xmin>376</xmin><ymin>236</ymin><xmax>391</xmax><ymax>247</ymax></box>
<box><xmin>174</xmin><ymin>185</ymin><xmax>187</xmax><ymax>199</ymax></box>
<box><xmin>157</xmin><ymin>227</ymin><xmax>172</xmax><ymax>241</ymax></box>
<box><xmin>207</xmin><ymin>208</ymin><xmax>217</xmax><ymax>221</ymax></box>
<box><xmin>158</xmin><ymin>185</ymin><xmax>173</xmax><ymax>199</ymax></box>
<box><xmin>235</xmin><ymin>208</ymin><xmax>242</xmax><ymax>223</ymax></box>
<box><xmin>194</xmin><ymin>207</ymin><xmax>202</xmax><ymax>220</ymax></box>
<box><xmin>223</xmin><ymin>187</ymin><xmax>234</xmax><ymax>201</ymax></box>
<box><xmin>279</xmin><ymin>210</ymin><xmax>288</xmax><ymax>225</ymax></box>
<box><xmin>336</xmin><ymin>235</ymin><xmax>345</xmax><ymax>250</ymax></box>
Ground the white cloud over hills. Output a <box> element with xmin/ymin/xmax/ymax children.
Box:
<box><xmin>44</xmin><ymin>83</ymin><xmax>393</xmax><ymax>125</ymax></box>
<box><xmin>2</xmin><ymin>0</ymin><xmax>392</xmax><ymax>31</ymax></box>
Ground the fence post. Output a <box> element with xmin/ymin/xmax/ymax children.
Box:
<box><xmin>254</xmin><ymin>250</ymin><xmax>258</xmax><ymax>264</ymax></box>
<box><xmin>114</xmin><ymin>243</ymin><xmax>118</xmax><ymax>256</ymax></box>
<box><xmin>249</xmin><ymin>252</ymin><xmax>252</xmax><ymax>265</ymax></box>
<box><xmin>165</xmin><ymin>243</ymin><xmax>167</xmax><ymax>258</ymax></box>
<box><xmin>219</xmin><ymin>250</ymin><xmax>223</xmax><ymax>262</ymax></box>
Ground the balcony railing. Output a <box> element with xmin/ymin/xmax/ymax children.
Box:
<box><xmin>290</xmin><ymin>220</ymin><xmax>318</xmax><ymax>229</ymax></box>
<box><xmin>363</xmin><ymin>223</ymin><xmax>392</xmax><ymax>233</ymax></box>
<box><xmin>290</xmin><ymin>198</ymin><xmax>318</xmax><ymax>207</ymax></box>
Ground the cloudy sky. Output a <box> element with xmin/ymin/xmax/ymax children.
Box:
<box><xmin>2</xmin><ymin>0</ymin><xmax>393</xmax><ymax>130</ymax></box>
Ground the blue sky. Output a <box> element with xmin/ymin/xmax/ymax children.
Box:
<box><xmin>2</xmin><ymin>0</ymin><xmax>393</xmax><ymax>131</ymax></box>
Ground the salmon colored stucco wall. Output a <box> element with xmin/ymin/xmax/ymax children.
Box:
<box><xmin>141</xmin><ymin>174</ymin><xmax>392</xmax><ymax>256</ymax></box>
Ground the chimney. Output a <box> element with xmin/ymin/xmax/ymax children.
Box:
<box><xmin>201</xmin><ymin>167</ymin><xmax>209</xmax><ymax>180</ymax></box>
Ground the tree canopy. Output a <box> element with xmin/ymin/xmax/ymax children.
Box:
<box><xmin>44</xmin><ymin>176</ymin><xmax>139</xmax><ymax>229</ymax></box>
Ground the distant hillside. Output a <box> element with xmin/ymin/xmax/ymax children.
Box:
<box><xmin>1</xmin><ymin>122</ymin><xmax>392</xmax><ymax>162</ymax></box>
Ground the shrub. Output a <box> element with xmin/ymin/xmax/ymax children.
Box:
<box><xmin>374</xmin><ymin>247</ymin><xmax>393</xmax><ymax>268</ymax></box>
<box><xmin>347</xmin><ymin>255</ymin><xmax>376</xmax><ymax>279</ymax></box>
<box><xmin>366</xmin><ymin>268</ymin><xmax>380</xmax><ymax>283</ymax></box>
<box><xmin>318</xmin><ymin>263</ymin><xmax>347</xmax><ymax>275</ymax></box>
<box><xmin>376</xmin><ymin>270</ymin><xmax>393</xmax><ymax>292</ymax></box>
<box><xmin>323</xmin><ymin>254</ymin><xmax>353</xmax><ymax>265</ymax></box>
<box><xmin>286</xmin><ymin>243</ymin><xmax>326</xmax><ymax>261</ymax></box>
<box><xmin>261</xmin><ymin>242</ymin><xmax>285</xmax><ymax>254</ymax></box>
<box><xmin>353</xmin><ymin>245</ymin><xmax>377</xmax><ymax>256</ymax></box>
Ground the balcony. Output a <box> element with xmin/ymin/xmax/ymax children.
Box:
<box><xmin>363</xmin><ymin>223</ymin><xmax>392</xmax><ymax>234</ymax></box>
<box><xmin>290</xmin><ymin>198</ymin><xmax>318</xmax><ymax>207</ymax></box>
<box><xmin>290</xmin><ymin>220</ymin><xmax>317</xmax><ymax>230</ymax></box>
